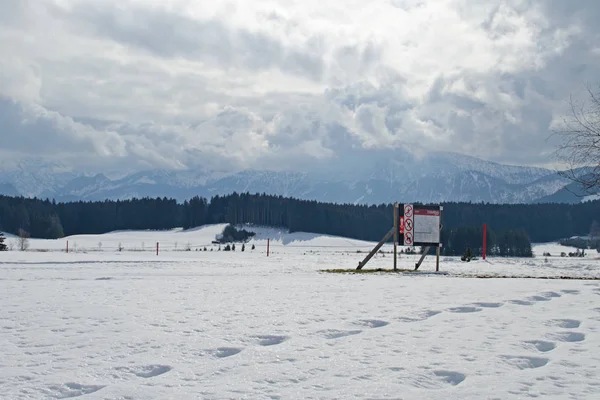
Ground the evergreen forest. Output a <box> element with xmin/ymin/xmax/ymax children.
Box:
<box><xmin>1</xmin><ymin>192</ymin><xmax>599</xmax><ymax>257</ymax></box>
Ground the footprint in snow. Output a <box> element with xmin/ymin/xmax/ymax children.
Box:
<box><xmin>447</xmin><ymin>306</ymin><xmax>482</xmax><ymax>313</ymax></box>
<box><xmin>522</xmin><ymin>340</ymin><xmax>556</xmax><ymax>353</ymax></box>
<box><xmin>211</xmin><ymin>347</ymin><xmax>243</xmax><ymax>358</ymax></box>
<box><xmin>352</xmin><ymin>319</ymin><xmax>389</xmax><ymax>328</ymax></box>
<box><xmin>508</xmin><ymin>300</ymin><xmax>533</xmax><ymax>306</ymax></box>
<box><xmin>397</xmin><ymin>310</ymin><xmax>441</xmax><ymax>322</ymax></box>
<box><xmin>560</xmin><ymin>289</ymin><xmax>580</xmax><ymax>295</ymax></box>
<box><xmin>551</xmin><ymin>319</ymin><xmax>581</xmax><ymax>329</ymax></box>
<box><xmin>254</xmin><ymin>335</ymin><xmax>288</xmax><ymax>346</ymax></box>
<box><xmin>522</xmin><ymin>291</ymin><xmax>562</xmax><ymax>303</ymax></box>
<box><xmin>527</xmin><ymin>295</ymin><xmax>552</xmax><ymax>302</ymax></box>
<box><xmin>319</xmin><ymin>329</ymin><xmax>362</xmax><ymax>339</ymax></box>
<box><xmin>542</xmin><ymin>291</ymin><xmax>562</xmax><ymax>298</ymax></box>
<box><xmin>433</xmin><ymin>370</ymin><xmax>466</xmax><ymax>386</ymax></box>
<box><xmin>472</xmin><ymin>302</ymin><xmax>503</xmax><ymax>308</ymax></box>
<box><xmin>42</xmin><ymin>383</ymin><xmax>105</xmax><ymax>399</ymax></box>
<box><xmin>399</xmin><ymin>368</ymin><xmax>467</xmax><ymax>389</ymax></box>
<box><xmin>550</xmin><ymin>332</ymin><xmax>586</xmax><ymax>343</ymax></box>
<box><xmin>114</xmin><ymin>364</ymin><xmax>172</xmax><ymax>379</ymax></box>
<box><xmin>500</xmin><ymin>355</ymin><xmax>549</xmax><ymax>370</ymax></box>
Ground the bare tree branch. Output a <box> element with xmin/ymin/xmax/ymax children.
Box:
<box><xmin>552</xmin><ymin>83</ymin><xmax>600</xmax><ymax>195</ymax></box>
<box><xmin>18</xmin><ymin>228</ymin><xmax>30</xmax><ymax>251</ymax></box>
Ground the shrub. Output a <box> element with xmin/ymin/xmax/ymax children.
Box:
<box><xmin>218</xmin><ymin>224</ymin><xmax>256</xmax><ymax>243</ymax></box>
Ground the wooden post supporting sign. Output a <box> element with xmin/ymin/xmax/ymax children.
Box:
<box><xmin>415</xmin><ymin>246</ymin><xmax>431</xmax><ymax>270</ymax></box>
<box><xmin>356</xmin><ymin>227</ymin><xmax>395</xmax><ymax>270</ymax></box>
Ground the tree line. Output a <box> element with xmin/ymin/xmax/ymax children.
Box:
<box><xmin>1</xmin><ymin>193</ymin><xmax>599</xmax><ymax>256</ymax></box>
<box><xmin>440</xmin><ymin>226</ymin><xmax>532</xmax><ymax>258</ymax></box>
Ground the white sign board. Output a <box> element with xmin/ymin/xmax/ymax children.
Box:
<box><xmin>413</xmin><ymin>209</ymin><xmax>440</xmax><ymax>244</ymax></box>
<box><xmin>400</xmin><ymin>204</ymin><xmax>441</xmax><ymax>247</ymax></box>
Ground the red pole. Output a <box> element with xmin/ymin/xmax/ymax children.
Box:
<box><xmin>267</xmin><ymin>239</ymin><xmax>270</xmax><ymax>257</ymax></box>
<box><xmin>483</xmin><ymin>224</ymin><xmax>487</xmax><ymax>260</ymax></box>
<box><xmin>156</xmin><ymin>242</ymin><xmax>159</xmax><ymax>256</ymax></box>
<box><xmin>66</xmin><ymin>240</ymin><xmax>69</xmax><ymax>253</ymax></box>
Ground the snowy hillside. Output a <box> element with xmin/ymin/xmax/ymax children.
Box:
<box><xmin>535</xmin><ymin>176</ymin><xmax>600</xmax><ymax>204</ymax></box>
<box><xmin>432</xmin><ymin>152</ymin><xmax>552</xmax><ymax>184</ymax></box>
<box><xmin>10</xmin><ymin>224</ymin><xmax>381</xmax><ymax>254</ymax></box>
<box><xmin>6</xmin><ymin>223</ymin><xmax>597</xmax><ymax>262</ymax></box>
<box><xmin>2</xmin><ymin>226</ymin><xmax>600</xmax><ymax>399</ymax></box>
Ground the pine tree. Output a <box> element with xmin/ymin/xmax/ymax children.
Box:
<box><xmin>461</xmin><ymin>247</ymin><xmax>472</xmax><ymax>262</ymax></box>
<box><xmin>0</xmin><ymin>233</ymin><xmax>7</xmax><ymax>251</ymax></box>
<box><xmin>590</xmin><ymin>220</ymin><xmax>600</xmax><ymax>238</ymax></box>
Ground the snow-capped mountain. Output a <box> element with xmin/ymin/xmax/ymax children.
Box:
<box><xmin>0</xmin><ymin>158</ymin><xmax>77</xmax><ymax>197</ymax></box>
<box><xmin>0</xmin><ymin>152</ymin><xmax>573</xmax><ymax>204</ymax></box>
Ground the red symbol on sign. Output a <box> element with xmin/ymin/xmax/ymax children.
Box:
<box><xmin>405</xmin><ymin>218</ymin><xmax>413</xmax><ymax>231</ymax></box>
<box><xmin>405</xmin><ymin>231</ymin><xmax>413</xmax><ymax>245</ymax></box>
<box><xmin>404</xmin><ymin>204</ymin><xmax>413</xmax><ymax>217</ymax></box>
<box><xmin>399</xmin><ymin>216</ymin><xmax>404</xmax><ymax>234</ymax></box>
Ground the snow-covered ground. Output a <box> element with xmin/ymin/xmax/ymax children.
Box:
<box><xmin>583</xmin><ymin>193</ymin><xmax>600</xmax><ymax>202</ymax></box>
<box><xmin>1</xmin><ymin>225</ymin><xmax>600</xmax><ymax>399</ymax></box>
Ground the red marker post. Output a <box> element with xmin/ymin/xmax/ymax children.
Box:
<box><xmin>483</xmin><ymin>224</ymin><xmax>487</xmax><ymax>260</ymax></box>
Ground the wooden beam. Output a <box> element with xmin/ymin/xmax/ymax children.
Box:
<box><xmin>436</xmin><ymin>246</ymin><xmax>440</xmax><ymax>271</ymax></box>
<box><xmin>356</xmin><ymin>227</ymin><xmax>395</xmax><ymax>270</ymax></box>
<box><xmin>415</xmin><ymin>246</ymin><xmax>431</xmax><ymax>270</ymax></box>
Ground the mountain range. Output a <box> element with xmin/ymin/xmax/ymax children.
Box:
<box><xmin>0</xmin><ymin>151</ymin><xmax>584</xmax><ymax>204</ymax></box>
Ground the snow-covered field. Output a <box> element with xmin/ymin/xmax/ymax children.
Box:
<box><xmin>1</xmin><ymin>225</ymin><xmax>600</xmax><ymax>399</ymax></box>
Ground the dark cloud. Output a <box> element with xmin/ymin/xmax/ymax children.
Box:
<box><xmin>2</xmin><ymin>0</ymin><xmax>600</xmax><ymax>174</ymax></box>
<box><xmin>53</xmin><ymin>2</ymin><xmax>326</xmax><ymax>81</ymax></box>
<box><xmin>0</xmin><ymin>97</ymin><xmax>97</xmax><ymax>154</ymax></box>
<box><xmin>0</xmin><ymin>0</ymin><xmax>29</xmax><ymax>26</ymax></box>
<box><xmin>540</xmin><ymin>0</ymin><xmax>600</xmax><ymax>29</ymax></box>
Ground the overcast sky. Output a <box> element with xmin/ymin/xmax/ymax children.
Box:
<box><xmin>1</xmin><ymin>0</ymin><xmax>599</xmax><ymax>174</ymax></box>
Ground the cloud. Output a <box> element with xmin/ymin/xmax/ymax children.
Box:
<box><xmin>54</xmin><ymin>1</ymin><xmax>328</xmax><ymax>81</ymax></box>
<box><xmin>1</xmin><ymin>0</ymin><xmax>600</xmax><ymax>175</ymax></box>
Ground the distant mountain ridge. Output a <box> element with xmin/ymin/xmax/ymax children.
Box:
<box><xmin>534</xmin><ymin>171</ymin><xmax>600</xmax><ymax>204</ymax></box>
<box><xmin>0</xmin><ymin>151</ymin><xmax>574</xmax><ymax>204</ymax></box>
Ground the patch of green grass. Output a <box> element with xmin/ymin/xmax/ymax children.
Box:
<box><xmin>320</xmin><ymin>269</ymin><xmax>600</xmax><ymax>280</ymax></box>
<box><xmin>320</xmin><ymin>268</ymin><xmax>416</xmax><ymax>274</ymax></box>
